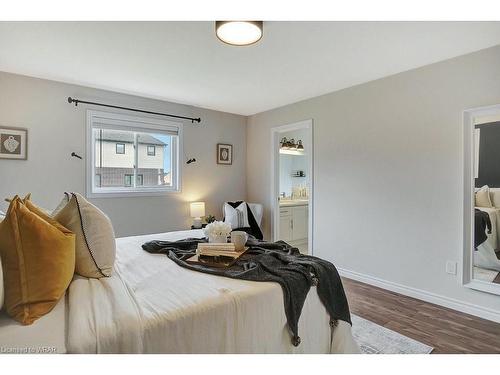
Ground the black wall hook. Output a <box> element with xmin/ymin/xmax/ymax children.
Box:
<box><xmin>186</xmin><ymin>158</ymin><xmax>196</xmax><ymax>164</ymax></box>
<box><xmin>71</xmin><ymin>152</ymin><xmax>83</xmax><ymax>160</ymax></box>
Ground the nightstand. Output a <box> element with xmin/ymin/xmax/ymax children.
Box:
<box><xmin>191</xmin><ymin>223</ymin><xmax>207</xmax><ymax>230</ymax></box>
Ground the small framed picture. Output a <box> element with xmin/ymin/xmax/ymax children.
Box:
<box><xmin>217</xmin><ymin>143</ymin><xmax>233</xmax><ymax>165</ymax></box>
<box><xmin>0</xmin><ymin>126</ymin><xmax>28</xmax><ymax>160</ymax></box>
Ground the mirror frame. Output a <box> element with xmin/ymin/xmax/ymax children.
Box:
<box><xmin>463</xmin><ymin>104</ymin><xmax>500</xmax><ymax>295</ymax></box>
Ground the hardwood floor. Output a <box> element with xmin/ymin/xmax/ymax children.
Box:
<box><xmin>342</xmin><ymin>277</ymin><xmax>500</xmax><ymax>353</ymax></box>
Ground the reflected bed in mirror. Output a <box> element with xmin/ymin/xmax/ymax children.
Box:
<box><xmin>464</xmin><ymin>104</ymin><xmax>500</xmax><ymax>295</ymax></box>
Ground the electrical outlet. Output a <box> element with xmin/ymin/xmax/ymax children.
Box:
<box><xmin>446</xmin><ymin>261</ymin><xmax>457</xmax><ymax>275</ymax></box>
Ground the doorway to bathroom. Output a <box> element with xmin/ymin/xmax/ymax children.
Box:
<box><xmin>271</xmin><ymin>119</ymin><xmax>313</xmax><ymax>254</ymax></box>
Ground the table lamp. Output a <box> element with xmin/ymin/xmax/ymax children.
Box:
<box><xmin>190</xmin><ymin>202</ymin><xmax>205</xmax><ymax>229</ymax></box>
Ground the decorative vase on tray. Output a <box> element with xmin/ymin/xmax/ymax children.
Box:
<box><xmin>203</xmin><ymin>221</ymin><xmax>231</xmax><ymax>243</ymax></box>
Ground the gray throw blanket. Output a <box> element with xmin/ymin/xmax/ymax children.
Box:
<box><xmin>142</xmin><ymin>237</ymin><xmax>351</xmax><ymax>347</ymax></box>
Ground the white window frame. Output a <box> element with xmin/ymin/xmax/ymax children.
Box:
<box><xmin>86</xmin><ymin>110</ymin><xmax>183</xmax><ymax>198</ymax></box>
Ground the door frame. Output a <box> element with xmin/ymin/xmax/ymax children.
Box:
<box><xmin>270</xmin><ymin>119</ymin><xmax>314</xmax><ymax>254</ymax></box>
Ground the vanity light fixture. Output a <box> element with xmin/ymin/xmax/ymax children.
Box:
<box><xmin>215</xmin><ymin>21</ymin><xmax>263</xmax><ymax>46</ymax></box>
<box><xmin>279</xmin><ymin>137</ymin><xmax>305</xmax><ymax>155</ymax></box>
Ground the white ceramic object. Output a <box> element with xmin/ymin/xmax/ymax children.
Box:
<box><xmin>231</xmin><ymin>231</ymin><xmax>249</xmax><ymax>251</ymax></box>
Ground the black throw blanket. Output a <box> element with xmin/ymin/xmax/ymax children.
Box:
<box><xmin>142</xmin><ymin>237</ymin><xmax>351</xmax><ymax>347</ymax></box>
<box><xmin>475</xmin><ymin>208</ymin><xmax>493</xmax><ymax>249</ymax></box>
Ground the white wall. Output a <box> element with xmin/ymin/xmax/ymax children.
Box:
<box><xmin>247</xmin><ymin>45</ymin><xmax>500</xmax><ymax>317</ymax></box>
<box><xmin>0</xmin><ymin>71</ymin><xmax>247</xmax><ymax>236</ymax></box>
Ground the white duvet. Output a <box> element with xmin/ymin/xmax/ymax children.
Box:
<box><xmin>67</xmin><ymin>230</ymin><xmax>359</xmax><ymax>354</ymax></box>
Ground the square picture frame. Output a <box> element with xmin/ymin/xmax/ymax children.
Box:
<box><xmin>217</xmin><ymin>143</ymin><xmax>233</xmax><ymax>165</ymax></box>
<box><xmin>0</xmin><ymin>126</ymin><xmax>28</xmax><ymax>160</ymax></box>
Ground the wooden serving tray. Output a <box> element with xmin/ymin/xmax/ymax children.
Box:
<box><xmin>186</xmin><ymin>248</ymin><xmax>249</xmax><ymax>268</ymax></box>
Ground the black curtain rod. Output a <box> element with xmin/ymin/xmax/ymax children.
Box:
<box><xmin>67</xmin><ymin>97</ymin><xmax>201</xmax><ymax>123</ymax></box>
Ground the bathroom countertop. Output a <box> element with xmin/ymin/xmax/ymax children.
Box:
<box><xmin>279</xmin><ymin>199</ymin><xmax>309</xmax><ymax>207</ymax></box>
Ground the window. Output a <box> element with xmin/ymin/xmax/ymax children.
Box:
<box><xmin>116</xmin><ymin>143</ymin><xmax>125</xmax><ymax>154</ymax></box>
<box><xmin>87</xmin><ymin>110</ymin><xmax>182</xmax><ymax>197</ymax></box>
<box><xmin>147</xmin><ymin>145</ymin><xmax>156</xmax><ymax>156</ymax></box>
<box><xmin>124</xmin><ymin>174</ymin><xmax>143</xmax><ymax>187</ymax></box>
<box><xmin>124</xmin><ymin>174</ymin><xmax>133</xmax><ymax>187</ymax></box>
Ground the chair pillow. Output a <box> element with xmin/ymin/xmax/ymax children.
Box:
<box><xmin>476</xmin><ymin>185</ymin><xmax>493</xmax><ymax>208</ymax></box>
<box><xmin>489</xmin><ymin>189</ymin><xmax>500</xmax><ymax>208</ymax></box>
<box><xmin>54</xmin><ymin>192</ymin><xmax>116</xmax><ymax>278</ymax></box>
<box><xmin>0</xmin><ymin>196</ymin><xmax>75</xmax><ymax>324</ymax></box>
<box><xmin>224</xmin><ymin>202</ymin><xmax>250</xmax><ymax>229</ymax></box>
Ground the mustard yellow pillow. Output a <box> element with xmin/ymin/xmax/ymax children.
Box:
<box><xmin>0</xmin><ymin>196</ymin><xmax>75</xmax><ymax>325</ymax></box>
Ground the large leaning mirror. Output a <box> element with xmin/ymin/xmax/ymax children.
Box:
<box><xmin>464</xmin><ymin>104</ymin><xmax>500</xmax><ymax>295</ymax></box>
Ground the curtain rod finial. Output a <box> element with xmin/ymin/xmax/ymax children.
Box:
<box><xmin>67</xmin><ymin>97</ymin><xmax>78</xmax><ymax>106</ymax></box>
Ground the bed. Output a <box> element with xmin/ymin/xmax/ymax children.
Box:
<box><xmin>0</xmin><ymin>229</ymin><xmax>359</xmax><ymax>354</ymax></box>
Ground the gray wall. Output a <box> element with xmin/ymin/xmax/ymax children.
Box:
<box><xmin>0</xmin><ymin>72</ymin><xmax>247</xmax><ymax>236</ymax></box>
<box><xmin>247</xmin><ymin>45</ymin><xmax>500</xmax><ymax>316</ymax></box>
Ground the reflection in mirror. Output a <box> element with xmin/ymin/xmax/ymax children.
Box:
<box><xmin>472</xmin><ymin>111</ymin><xmax>500</xmax><ymax>288</ymax></box>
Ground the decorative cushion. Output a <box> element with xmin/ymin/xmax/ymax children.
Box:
<box><xmin>247</xmin><ymin>203</ymin><xmax>263</xmax><ymax>228</ymax></box>
<box><xmin>476</xmin><ymin>185</ymin><xmax>493</xmax><ymax>208</ymax></box>
<box><xmin>0</xmin><ymin>196</ymin><xmax>75</xmax><ymax>324</ymax></box>
<box><xmin>489</xmin><ymin>189</ymin><xmax>500</xmax><ymax>208</ymax></box>
<box><xmin>224</xmin><ymin>202</ymin><xmax>250</xmax><ymax>229</ymax></box>
<box><xmin>54</xmin><ymin>192</ymin><xmax>116</xmax><ymax>278</ymax></box>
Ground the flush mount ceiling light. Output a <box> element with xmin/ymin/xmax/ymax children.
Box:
<box><xmin>215</xmin><ymin>21</ymin><xmax>263</xmax><ymax>46</ymax></box>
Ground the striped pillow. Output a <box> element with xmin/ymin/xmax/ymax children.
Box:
<box><xmin>224</xmin><ymin>202</ymin><xmax>250</xmax><ymax>229</ymax></box>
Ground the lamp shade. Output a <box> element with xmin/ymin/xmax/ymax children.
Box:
<box><xmin>190</xmin><ymin>202</ymin><xmax>205</xmax><ymax>218</ymax></box>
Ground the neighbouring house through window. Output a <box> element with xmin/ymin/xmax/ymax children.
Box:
<box><xmin>87</xmin><ymin>110</ymin><xmax>181</xmax><ymax>197</ymax></box>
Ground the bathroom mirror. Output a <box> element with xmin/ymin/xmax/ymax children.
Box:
<box><xmin>463</xmin><ymin>104</ymin><xmax>500</xmax><ymax>295</ymax></box>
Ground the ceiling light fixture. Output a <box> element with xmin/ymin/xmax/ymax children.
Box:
<box><xmin>215</xmin><ymin>21</ymin><xmax>263</xmax><ymax>46</ymax></box>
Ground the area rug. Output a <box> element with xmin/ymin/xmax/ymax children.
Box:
<box><xmin>351</xmin><ymin>314</ymin><xmax>434</xmax><ymax>354</ymax></box>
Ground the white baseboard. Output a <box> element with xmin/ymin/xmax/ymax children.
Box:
<box><xmin>338</xmin><ymin>267</ymin><xmax>500</xmax><ymax>323</ymax></box>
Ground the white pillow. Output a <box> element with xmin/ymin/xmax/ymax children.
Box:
<box><xmin>489</xmin><ymin>189</ymin><xmax>500</xmax><ymax>208</ymax></box>
<box><xmin>476</xmin><ymin>185</ymin><xmax>493</xmax><ymax>208</ymax></box>
<box><xmin>224</xmin><ymin>202</ymin><xmax>250</xmax><ymax>229</ymax></box>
